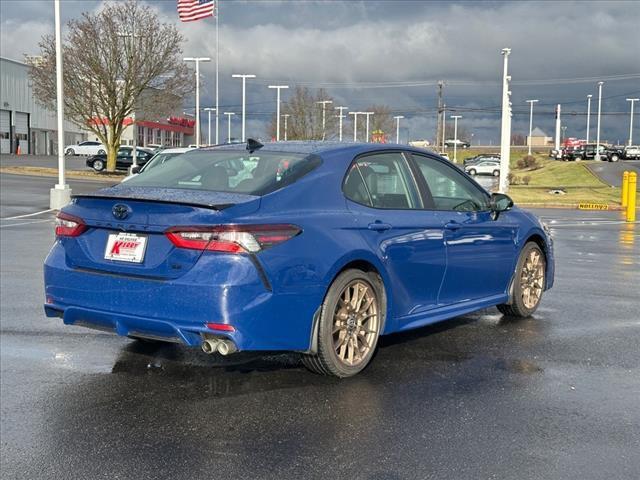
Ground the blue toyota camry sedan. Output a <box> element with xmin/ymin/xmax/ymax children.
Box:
<box><xmin>44</xmin><ymin>141</ymin><xmax>554</xmax><ymax>377</ymax></box>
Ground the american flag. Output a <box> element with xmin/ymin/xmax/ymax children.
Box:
<box><xmin>178</xmin><ymin>0</ymin><xmax>215</xmax><ymax>22</ymax></box>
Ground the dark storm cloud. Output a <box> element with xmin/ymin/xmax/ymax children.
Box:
<box><xmin>1</xmin><ymin>0</ymin><xmax>638</xmax><ymax>142</ymax></box>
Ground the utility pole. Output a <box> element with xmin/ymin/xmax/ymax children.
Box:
<box><xmin>364</xmin><ymin>112</ymin><xmax>374</xmax><ymax>143</ymax></box>
<box><xmin>282</xmin><ymin>114</ymin><xmax>290</xmax><ymax>141</ymax></box>
<box><xmin>586</xmin><ymin>94</ymin><xmax>592</xmax><ymax>143</ymax></box>
<box><xmin>50</xmin><ymin>0</ymin><xmax>71</xmax><ymax>209</ymax></box>
<box><xmin>451</xmin><ymin>115</ymin><xmax>462</xmax><ymax>163</ymax></box>
<box><xmin>526</xmin><ymin>99</ymin><xmax>538</xmax><ymax>156</ymax></box>
<box><xmin>441</xmin><ymin>104</ymin><xmax>446</xmax><ymax>151</ymax></box>
<box><xmin>231</xmin><ymin>74</ymin><xmax>256</xmax><ymax>142</ymax></box>
<box><xmin>268</xmin><ymin>85</ymin><xmax>289</xmax><ymax>141</ymax></box>
<box><xmin>436</xmin><ymin>80</ymin><xmax>444</xmax><ymax>150</ymax></box>
<box><xmin>316</xmin><ymin>100</ymin><xmax>333</xmax><ymax>140</ymax></box>
<box><xmin>204</xmin><ymin>107</ymin><xmax>216</xmax><ymax>145</ymax></box>
<box><xmin>394</xmin><ymin>115</ymin><xmax>404</xmax><ymax>144</ymax></box>
<box><xmin>498</xmin><ymin>47</ymin><xmax>512</xmax><ymax>194</ymax></box>
<box><xmin>596</xmin><ymin>81</ymin><xmax>604</xmax><ymax>160</ymax></box>
<box><xmin>184</xmin><ymin>57</ymin><xmax>212</xmax><ymax>147</ymax></box>
<box><xmin>626</xmin><ymin>98</ymin><xmax>639</xmax><ymax>146</ymax></box>
<box><xmin>349</xmin><ymin>112</ymin><xmax>361</xmax><ymax>142</ymax></box>
<box><xmin>335</xmin><ymin>106</ymin><xmax>348</xmax><ymax>141</ymax></box>
<box><xmin>554</xmin><ymin>104</ymin><xmax>561</xmax><ymax>152</ymax></box>
<box><xmin>223</xmin><ymin>112</ymin><xmax>235</xmax><ymax>143</ymax></box>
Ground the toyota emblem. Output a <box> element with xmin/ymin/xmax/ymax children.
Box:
<box><xmin>112</xmin><ymin>204</ymin><xmax>131</xmax><ymax>220</ymax></box>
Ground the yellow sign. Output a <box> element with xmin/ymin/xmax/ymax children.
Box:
<box><xmin>578</xmin><ymin>203</ymin><xmax>609</xmax><ymax>210</ymax></box>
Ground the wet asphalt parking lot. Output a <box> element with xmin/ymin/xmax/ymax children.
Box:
<box><xmin>1</xmin><ymin>173</ymin><xmax>639</xmax><ymax>480</ymax></box>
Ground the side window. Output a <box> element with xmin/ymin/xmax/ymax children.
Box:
<box><xmin>343</xmin><ymin>152</ymin><xmax>422</xmax><ymax>209</ymax></box>
<box><xmin>411</xmin><ymin>154</ymin><xmax>489</xmax><ymax>212</ymax></box>
<box><xmin>117</xmin><ymin>148</ymin><xmax>130</xmax><ymax>157</ymax></box>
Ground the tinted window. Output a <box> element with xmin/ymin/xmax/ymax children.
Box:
<box><xmin>343</xmin><ymin>152</ymin><xmax>421</xmax><ymax>209</ymax></box>
<box><xmin>124</xmin><ymin>150</ymin><xmax>319</xmax><ymax>196</ymax></box>
<box><xmin>412</xmin><ymin>154</ymin><xmax>489</xmax><ymax>211</ymax></box>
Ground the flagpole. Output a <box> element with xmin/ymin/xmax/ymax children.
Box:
<box><xmin>215</xmin><ymin>1</ymin><xmax>220</xmax><ymax>145</ymax></box>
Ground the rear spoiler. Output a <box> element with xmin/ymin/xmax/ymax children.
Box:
<box><xmin>72</xmin><ymin>194</ymin><xmax>235</xmax><ymax>211</ymax></box>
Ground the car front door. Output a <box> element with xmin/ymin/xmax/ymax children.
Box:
<box><xmin>116</xmin><ymin>147</ymin><xmax>132</xmax><ymax>169</ymax></box>
<box><xmin>410</xmin><ymin>153</ymin><xmax>518</xmax><ymax>305</ymax></box>
<box><xmin>343</xmin><ymin>151</ymin><xmax>447</xmax><ymax>322</ymax></box>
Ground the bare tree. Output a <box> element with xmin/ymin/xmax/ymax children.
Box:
<box><xmin>444</xmin><ymin>123</ymin><xmax>471</xmax><ymax>142</ymax></box>
<box><xmin>29</xmin><ymin>1</ymin><xmax>193</xmax><ymax>171</ymax></box>
<box><xmin>363</xmin><ymin>105</ymin><xmax>394</xmax><ymax>142</ymax></box>
<box><xmin>268</xmin><ymin>87</ymin><xmax>337</xmax><ymax>140</ymax></box>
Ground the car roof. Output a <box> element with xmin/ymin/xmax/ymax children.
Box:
<box><xmin>155</xmin><ymin>147</ymin><xmax>195</xmax><ymax>154</ymax></box>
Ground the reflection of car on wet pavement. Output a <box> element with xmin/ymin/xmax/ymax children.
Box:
<box><xmin>44</xmin><ymin>141</ymin><xmax>554</xmax><ymax>377</ymax></box>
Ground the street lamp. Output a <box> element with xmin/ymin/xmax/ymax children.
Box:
<box><xmin>349</xmin><ymin>112</ymin><xmax>362</xmax><ymax>142</ymax></box>
<box><xmin>204</xmin><ymin>107</ymin><xmax>216</xmax><ymax>146</ymax></box>
<box><xmin>451</xmin><ymin>115</ymin><xmax>462</xmax><ymax>163</ymax></box>
<box><xmin>282</xmin><ymin>114</ymin><xmax>291</xmax><ymax>141</ymax></box>
<box><xmin>498</xmin><ymin>47</ymin><xmax>512</xmax><ymax>193</ymax></box>
<box><xmin>596</xmin><ymin>81</ymin><xmax>604</xmax><ymax>160</ymax></box>
<box><xmin>526</xmin><ymin>99</ymin><xmax>538</xmax><ymax>155</ymax></box>
<box><xmin>223</xmin><ymin>112</ymin><xmax>235</xmax><ymax>143</ymax></box>
<box><xmin>364</xmin><ymin>112</ymin><xmax>374</xmax><ymax>143</ymax></box>
<box><xmin>393</xmin><ymin>115</ymin><xmax>404</xmax><ymax>144</ymax></box>
<box><xmin>268</xmin><ymin>85</ymin><xmax>288</xmax><ymax>141</ymax></box>
<box><xmin>335</xmin><ymin>106</ymin><xmax>348</xmax><ymax>141</ymax></box>
<box><xmin>184</xmin><ymin>57</ymin><xmax>211</xmax><ymax>147</ymax></box>
<box><xmin>626</xmin><ymin>98</ymin><xmax>639</xmax><ymax>146</ymax></box>
<box><xmin>586</xmin><ymin>94</ymin><xmax>592</xmax><ymax>143</ymax></box>
<box><xmin>561</xmin><ymin>125</ymin><xmax>567</xmax><ymax>143</ymax></box>
<box><xmin>316</xmin><ymin>100</ymin><xmax>333</xmax><ymax>140</ymax></box>
<box><xmin>231</xmin><ymin>74</ymin><xmax>256</xmax><ymax>142</ymax></box>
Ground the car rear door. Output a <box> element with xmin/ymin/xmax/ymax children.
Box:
<box><xmin>409</xmin><ymin>153</ymin><xmax>518</xmax><ymax>304</ymax></box>
<box><xmin>343</xmin><ymin>151</ymin><xmax>447</xmax><ymax>320</ymax></box>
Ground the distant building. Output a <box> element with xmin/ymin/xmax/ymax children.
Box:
<box><xmin>527</xmin><ymin>127</ymin><xmax>553</xmax><ymax>147</ymax></box>
<box><xmin>0</xmin><ymin>56</ymin><xmax>86</xmax><ymax>155</ymax></box>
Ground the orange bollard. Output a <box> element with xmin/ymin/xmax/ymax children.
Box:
<box><xmin>627</xmin><ymin>172</ymin><xmax>637</xmax><ymax>222</ymax></box>
<box><xmin>621</xmin><ymin>171</ymin><xmax>629</xmax><ymax>208</ymax></box>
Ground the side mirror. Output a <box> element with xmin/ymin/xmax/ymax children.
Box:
<box><xmin>490</xmin><ymin>193</ymin><xmax>513</xmax><ymax>217</ymax></box>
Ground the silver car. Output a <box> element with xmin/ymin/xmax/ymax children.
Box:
<box><xmin>465</xmin><ymin>160</ymin><xmax>501</xmax><ymax>176</ymax></box>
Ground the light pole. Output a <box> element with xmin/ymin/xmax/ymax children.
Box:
<box><xmin>586</xmin><ymin>94</ymin><xmax>592</xmax><ymax>143</ymax></box>
<box><xmin>335</xmin><ymin>106</ymin><xmax>348</xmax><ymax>141</ymax></box>
<box><xmin>50</xmin><ymin>0</ymin><xmax>71</xmax><ymax>209</ymax></box>
<box><xmin>526</xmin><ymin>99</ymin><xmax>538</xmax><ymax>155</ymax></box>
<box><xmin>231</xmin><ymin>74</ymin><xmax>256</xmax><ymax>142</ymax></box>
<box><xmin>268</xmin><ymin>85</ymin><xmax>289</xmax><ymax>141</ymax></box>
<box><xmin>349</xmin><ymin>112</ymin><xmax>361</xmax><ymax>142</ymax></box>
<box><xmin>223</xmin><ymin>112</ymin><xmax>235</xmax><ymax>143</ymax></box>
<box><xmin>184</xmin><ymin>57</ymin><xmax>211</xmax><ymax>147</ymax></box>
<box><xmin>626</xmin><ymin>98</ymin><xmax>639</xmax><ymax>146</ymax></box>
<box><xmin>282</xmin><ymin>114</ymin><xmax>291</xmax><ymax>141</ymax></box>
<box><xmin>451</xmin><ymin>115</ymin><xmax>462</xmax><ymax>163</ymax></box>
<box><xmin>393</xmin><ymin>115</ymin><xmax>404</xmax><ymax>144</ymax></box>
<box><xmin>204</xmin><ymin>107</ymin><xmax>216</xmax><ymax>145</ymax></box>
<box><xmin>561</xmin><ymin>125</ymin><xmax>567</xmax><ymax>143</ymax></box>
<box><xmin>364</xmin><ymin>112</ymin><xmax>374</xmax><ymax>143</ymax></box>
<box><xmin>441</xmin><ymin>104</ymin><xmax>446</xmax><ymax>151</ymax></box>
<box><xmin>118</xmin><ymin>24</ymin><xmax>143</xmax><ymax>168</ymax></box>
<box><xmin>316</xmin><ymin>100</ymin><xmax>333</xmax><ymax>140</ymax></box>
<box><xmin>498</xmin><ymin>48</ymin><xmax>512</xmax><ymax>193</ymax></box>
<box><xmin>596</xmin><ymin>81</ymin><xmax>604</xmax><ymax>160</ymax></box>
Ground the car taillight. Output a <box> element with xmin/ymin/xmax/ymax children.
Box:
<box><xmin>55</xmin><ymin>212</ymin><xmax>86</xmax><ymax>237</ymax></box>
<box><xmin>165</xmin><ymin>224</ymin><xmax>301</xmax><ymax>254</ymax></box>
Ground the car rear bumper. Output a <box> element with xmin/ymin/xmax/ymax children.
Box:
<box><xmin>44</xmin><ymin>244</ymin><xmax>324</xmax><ymax>352</ymax></box>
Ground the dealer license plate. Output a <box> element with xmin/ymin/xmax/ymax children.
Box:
<box><xmin>104</xmin><ymin>232</ymin><xmax>148</xmax><ymax>263</ymax></box>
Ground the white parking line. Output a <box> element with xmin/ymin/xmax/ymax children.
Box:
<box><xmin>0</xmin><ymin>218</ymin><xmax>53</xmax><ymax>228</ymax></box>
<box><xmin>1</xmin><ymin>208</ymin><xmax>55</xmax><ymax>220</ymax></box>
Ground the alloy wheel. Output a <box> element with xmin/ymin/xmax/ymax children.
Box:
<box><xmin>521</xmin><ymin>249</ymin><xmax>545</xmax><ymax>309</ymax></box>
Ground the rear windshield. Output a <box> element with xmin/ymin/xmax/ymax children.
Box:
<box><xmin>140</xmin><ymin>151</ymin><xmax>184</xmax><ymax>172</ymax></box>
<box><xmin>124</xmin><ymin>150</ymin><xmax>320</xmax><ymax>196</ymax></box>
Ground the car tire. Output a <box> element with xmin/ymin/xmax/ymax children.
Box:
<box><xmin>65</xmin><ymin>148</ymin><xmax>75</xmax><ymax>156</ymax></box>
<box><xmin>492</xmin><ymin>170</ymin><xmax>500</xmax><ymax>177</ymax></box>
<box><xmin>301</xmin><ymin>269</ymin><xmax>385</xmax><ymax>377</ymax></box>
<box><xmin>468</xmin><ymin>169</ymin><xmax>477</xmax><ymax>176</ymax></box>
<box><xmin>611</xmin><ymin>154</ymin><xmax>619</xmax><ymax>162</ymax></box>
<box><xmin>92</xmin><ymin>159</ymin><xmax>105</xmax><ymax>172</ymax></box>
<box><xmin>97</xmin><ymin>149</ymin><xmax>105</xmax><ymax>155</ymax></box>
<box><xmin>574</xmin><ymin>155</ymin><xmax>582</xmax><ymax>162</ymax></box>
<box><xmin>497</xmin><ymin>242</ymin><xmax>546</xmax><ymax>318</ymax></box>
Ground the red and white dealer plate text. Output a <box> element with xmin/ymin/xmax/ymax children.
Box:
<box><xmin>104</xmin><ymin>232</ymin><xmax>148</xmax><ymax>263</ymax></box>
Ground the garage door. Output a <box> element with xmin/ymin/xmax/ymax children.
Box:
<box><xmin>0</xmin><ymin>110</ymin><xmax>10</xmax><ymax>154</ymax></box>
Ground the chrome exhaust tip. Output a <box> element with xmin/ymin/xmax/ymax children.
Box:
<box><xmin>217</xmin><ymin>340</ymin><xmax>237</xmax><ymax>356</ymax></box>
<box><xmin>201</xmin><ymin>339</ymin><xmax>219</xmax><ymax>354</ymax></box>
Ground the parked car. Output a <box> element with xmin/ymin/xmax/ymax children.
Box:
<box><xmin>463</xmin><ymin>153</ymin><xmax>500</xmax><ymax>166</ymax></box>
<box><xmin>444</xmin><ymin>139</ymin><xmax>470</xmax><ymax>148</ymax></box>
<box><xmin>408</xmin><ymin>139</ymin><xmax>431</xmax><ymax>148</ymax></box>
<box><xmin>465</xmin><ymin>159</ymin><xmax>501</xmax><ymax>176</ymax></box>
<box><xmin>622</xmin><ymin>145</ymin><xmax>640</xmax><ymax>160</ymax></box>
<box><xmin>604</xmin><ymin>145</ymin><xmax>625</xmax><ymax>162</ymax></box>
<box><xmin>64</xmin><ymin>141</ymin><xmax>106</xmax><ymax>156</ymax></box>
<box><xmin>45</xmin><ymin>141</ymin><xmax>554</xmax><ymax>377</ymax></box>
<box><xmin>121</xmin><ymin>147</ymin><xmax>195</xmax><ymax>182</ymax></box>
<box><xmin>564</xmin><ymin>144</ymin><xmax>606</xmax><ymax>161</ymax></box>
<box><xmin>86</xmin><ymin>146</ymin><xmax>154</xmax><ymax>172</ymax></box>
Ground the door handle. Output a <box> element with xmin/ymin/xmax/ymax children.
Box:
<box><xmin>444</xmin><ymin>221</ymin><xmax>462</xmax><ymax>231</ymax></box>
<box><xmin>368</xmin><ymin>222</ymin><xmax>393</xmax><ymax>231</ymax></box>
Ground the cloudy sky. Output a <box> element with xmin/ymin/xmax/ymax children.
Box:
<box><xmin>1</xmin><ymin>0</ymin><xmax>639</xmax><ymax>144</ymax></box>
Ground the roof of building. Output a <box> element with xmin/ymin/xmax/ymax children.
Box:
<box><xmin>530</xmin><ymin>127</ymin><xmax>548</xmax><ymax>137</ymax></box>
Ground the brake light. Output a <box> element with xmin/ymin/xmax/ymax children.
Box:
<box><xmin>205</xmin><ymin>323</ymin><xmax>236</xmax><ymax>332</ymax></box>
<box><xmin>166</xmin><ymin>224</ymin><xmax>301</xmax><ymax>253</ymax></box>
<box><xmin>55</xmin><ymin>212</ymin><xmax>86</xmax><ymax>237</ymax></box>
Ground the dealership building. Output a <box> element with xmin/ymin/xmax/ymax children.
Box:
<box><xmin>0</xmin><ymin>56</ymin><xmax>87</xmax><ymax>155</ymax></box>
